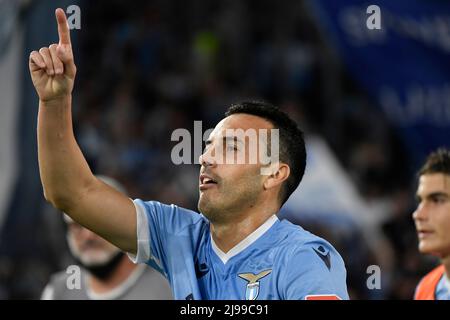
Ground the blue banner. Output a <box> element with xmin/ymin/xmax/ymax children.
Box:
<box><xmin>309</xmin><ymin>0</ymin><xmax>450</xmax><ymax>167</ymax></box>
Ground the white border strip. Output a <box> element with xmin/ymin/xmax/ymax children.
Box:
<box><xmin>127</xmin><ymin>199</ymin><xmax>151</xmax><ymax>264</ymax></box>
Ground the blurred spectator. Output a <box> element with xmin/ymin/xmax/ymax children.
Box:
<box><xmin>41</xmin><ymin>176</ymin><xmax>172</xmax><ymax>300</ymax></box>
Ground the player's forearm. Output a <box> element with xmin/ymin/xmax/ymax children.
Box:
<box><xmin>37</xmin><ymin>95</ymin><xmax>96</xmax><ymax>210</ymax></box>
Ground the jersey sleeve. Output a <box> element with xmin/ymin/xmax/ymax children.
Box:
<box><xmin>127</xmin><ymin>199</ymin><xmax>207</xmax><ymax>278</ymax></box>
<box><xmin>281</xmin><ymin>240</ymin><xmax>349</xmax><ymax>300</ymax></box>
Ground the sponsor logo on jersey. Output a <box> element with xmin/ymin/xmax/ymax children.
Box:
<box><xmin>313</xmin><ymin>246</ymin><xmax>331</xmax><ymax>270</ymax></box>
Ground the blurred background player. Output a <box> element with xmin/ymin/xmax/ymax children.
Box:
<box><xmin>41</xmin><ymin>176</ymin><xmax>173</xmax><ymax>300</ymax></box>
<box><xmin>413</xmin><ymin>149</ymin><xmax>450</xmax><ymax>300</ymax></box>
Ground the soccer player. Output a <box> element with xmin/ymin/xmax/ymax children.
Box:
<box><xmin>41</xmin><ymin>176</ymin><xmax>173</xmax><ymax>300</ymax></box>
<box><xmin>413</xmin><ymin>148</ymin><xmax>450</xmax><ymax>300</ymax></box>
<box><xmin>29</xmin><ymin>9</ymin><xmax>348</xmax><ymax>300</ymax></box>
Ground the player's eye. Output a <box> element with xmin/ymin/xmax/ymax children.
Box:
<box><xmin>431</xmin><ymin>196</ymin><xmax>447</xmax><ymax>204</ymax></box>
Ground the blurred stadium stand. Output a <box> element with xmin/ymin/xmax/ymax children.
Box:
<box><xmin>0</xmin><ymin>0</ymin><xmax>448</xmax><ymax>299</ymax></box>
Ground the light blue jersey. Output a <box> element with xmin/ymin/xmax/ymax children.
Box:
<box><xmin>435</xmin><ymin>274</ymin><xmax>450</xmax><ymax>300</ymax></box>
<box><xmin>128</xmin><ymin>199</ymin><xmax>349</xmax><ymax>300</ymax></box>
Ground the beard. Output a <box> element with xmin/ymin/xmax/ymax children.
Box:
<box><xmin>198</xmin><ymin>179</ymin><xmax>261</xmax><ymax>224</ymax></box>
<box><xmin>73</xmin><ymin>251</ymin><xmax>125</xmax><ymax>280</ymax></box>
<box><xmin>67</xmin><ymin>234</ymin><xmax>125</xmax><ymax>280</ymax></box>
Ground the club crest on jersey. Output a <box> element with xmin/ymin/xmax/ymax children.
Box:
<box><xmin>238</xmin><ymin>269</ymin><xmax>272</xmax><ymax>300</ymax></box>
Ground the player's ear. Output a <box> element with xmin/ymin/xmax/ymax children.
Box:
<box><xmin>263</xmin><ymin>162</ymin><xmax>290</xmax><ymax>190</ymax></box>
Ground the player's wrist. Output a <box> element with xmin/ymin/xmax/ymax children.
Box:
<box><xmin>39</xmin><ymin>94</ymin><xmax>72</xmax><ymax>106</ymax></box>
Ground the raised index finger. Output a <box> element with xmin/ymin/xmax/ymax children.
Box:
<box><xmin>55</xmin><ymin>8</ymin><xmax>71</xmax><ymax>45</ymax></box>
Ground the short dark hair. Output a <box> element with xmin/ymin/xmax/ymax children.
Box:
<box><xmin>225</xmin><ymin>100</ymin><xmax>307</xmax><ymax>206</ymax></box>
<box><xmin>419</xmin><ymin>148</ymin><xmax>450</xmax><ymax>176</ymax></box>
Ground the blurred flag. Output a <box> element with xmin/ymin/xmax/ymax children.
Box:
<box><xmin>308</xmin><ymin>0</ymin><xmax>450</xmax><ymax>168</ymax></box>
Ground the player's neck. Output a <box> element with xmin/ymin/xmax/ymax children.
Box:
<box><xmin>88</xmin><ymin>255</ymin><xmax>137</xmax><ymax>294</ymax></box>
<box><xmin>210</xmin><ymin>202</ymin><xmax>278</xmax><ymax>253</ymax></box>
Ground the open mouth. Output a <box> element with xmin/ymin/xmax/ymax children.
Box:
<box><xmin>417</xmin><ymin>230</ymin><xmax>434</xmax><ymax>239</ymax></box>
<box><xmin>199</xmin><ymin>174</ymin><xmax>218</xmax><ymax>190</ymax></box>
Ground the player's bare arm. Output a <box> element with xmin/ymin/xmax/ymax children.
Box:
<box><xmin>29</xmin><ymin>8</ymin><xmax>137</xmax><ymax>254</ymax></box>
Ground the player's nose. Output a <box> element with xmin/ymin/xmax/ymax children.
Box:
<box><xmin>199</xmin><ymin>147</ymin><xmax>217</xmax><ymax>167</ymax></box>
<box><xmin>412</xmin><ymin>203</ymin><xmax>428</xmax><ymax>221</ymax></box>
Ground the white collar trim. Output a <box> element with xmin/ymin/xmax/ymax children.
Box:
<box><xmin>210</xmin><ymin>215</ymin><xmax>278</xmax><ymax>264</ymax></box>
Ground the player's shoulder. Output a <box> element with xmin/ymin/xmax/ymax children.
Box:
<box><xmin>273</xmin><ymin>220</ymin><xmax>349</xmax><ymax>300</ymax></box>
<box><xmin>415</xmin><ymin>264</ymin><xmax>445</xmax><ymax>300</ymax></box>
<box><xmin>275</xmin><ymin>219</ymin><xmax>346</xmax><ymax>272</ymax></box>
<box><xmin>276</xmin><ymin>219</ymin><xmax>339</xmax><ymax>253</ymax></box>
